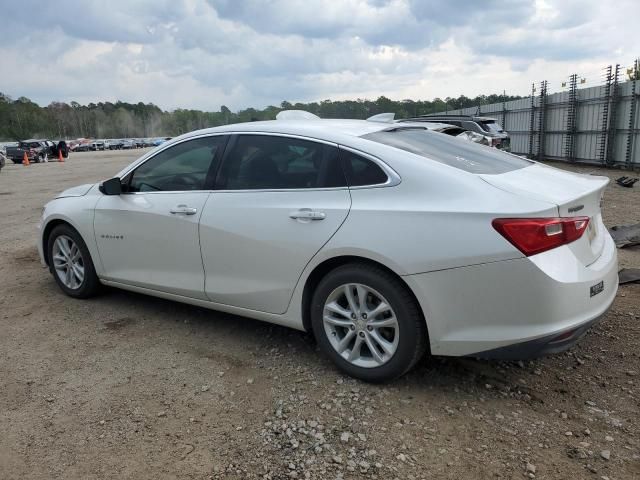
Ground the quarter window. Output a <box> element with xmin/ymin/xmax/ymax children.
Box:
<box><xmin>340</xmin><ymin>150</ymin><xmax>388</xmax><ymax>186</ymax></box>
<box><xmin>128</xmin><ymin>136</ymin><xmax>226</xmax><ymax>192</ymax></box>
<box><xmin>216</xmin><ymin>135</ymin><xmax>346</xmax><ymax>190</ymax></box>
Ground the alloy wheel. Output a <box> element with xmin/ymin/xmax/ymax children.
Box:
<box><xmin>52</xmin><ymin>235</ymin><xmax>85</xmax><ymax>290</ymax></box>
<box><xmin>322</xmin><ymin>283</ymin><xmax>399</xmax><ymax>368</ymax></box>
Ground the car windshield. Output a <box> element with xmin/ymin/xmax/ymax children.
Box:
<box><xmin>479</xmin><ymin>121</ymin><xmax>503</xmax><ymax>133</ymax></box>
<box><xmin>361</xmin><ymin>128</ymin><xmax>530</xmax><ymax>174</ymax></box>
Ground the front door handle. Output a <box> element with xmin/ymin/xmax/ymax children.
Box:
<box><xmin>289</xmin><ymin>209</ymin><xmax>326</xmax><ymax>221</ymax></box>
<box><xmin>170</xmin><ymin>205</ymin><xmax>198</xmax><ymax>215</ymax></box>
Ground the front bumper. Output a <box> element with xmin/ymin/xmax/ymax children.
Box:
<box><xmin>36</xmin><ymin>213</ymin><xmax>47</xmax><ymax>267</ymax></box>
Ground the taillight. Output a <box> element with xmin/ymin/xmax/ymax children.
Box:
<box><xmin>492</xmin><ymin>217</ymin><xmax>590</xmax><ymax>256</ymax></box>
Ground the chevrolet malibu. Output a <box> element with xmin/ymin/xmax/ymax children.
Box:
<box><xmin>38</xmin><ymin>112</ymin><xmax>618</xmax><ymax>382</ymax></box>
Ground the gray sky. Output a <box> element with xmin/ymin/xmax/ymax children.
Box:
<box><xmin>1</xmin><ymin>0</ymin><xmax>638</xmax><ymax>111</ymax></box>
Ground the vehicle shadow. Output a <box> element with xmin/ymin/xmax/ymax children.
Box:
<box><xmin>95</xmin><ymin>286</ymin><xmax>549</xmax><ymax>399</ymax></box>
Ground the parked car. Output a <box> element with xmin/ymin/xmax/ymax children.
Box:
<box><xmin>38</xmin><ymin>112</ymin><xmax>617</xmax><ymax>382</ymax></box>
<box><xmin>121</xmin><ymin>139</ymin><xmax>135</xmax><ymax>149</ymax></box>
<box><xmin>399</xmin><ymin>114</ymin><xmax>510</xmax><ymax>150</ymax></box>
<box><xmin>91</xmin><ymin>141</ymin><xmax>106</xmax><ymax>151</ymax></box>
<box><xmin>0</xmin><ymin>142</ymin><xmax>16</xmax><ymax>156</ymax></box>
<box><xmin>108</xmin><ymin>140</ymin><xmax>123</xmax><ymax>150</ymax></box>
<box><xmin>152</xmin><ymin>137</ymin><xmax>173</xmax><ymax>146</ymax></box>
<box><xmin>6</xmin><ymin>139</ymin><xmax>67</xmax><ymax>163</ymax></box>
<box><xmin>72</xmin><ymin>143</ymin><xmax>93</xmax><ymax>152</ymax></box>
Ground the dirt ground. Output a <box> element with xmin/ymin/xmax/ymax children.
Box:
<box><xmin>0</xmin><ymin>151</ymin><xmax>638</xmax><ymax>480</ymax></box>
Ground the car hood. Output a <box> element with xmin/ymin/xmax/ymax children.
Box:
<box><xmin>56</xmin><ymin>183</ymin><xmax>94</xmax><ymax>198</ymax></box>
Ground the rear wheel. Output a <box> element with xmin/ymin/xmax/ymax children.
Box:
<box><xmin>311</xmin><ymin>263</ymin><xmax>428</xmax><ymax>382</ymax></box>
<box><xmin>47</xmin><ymin>224</ymin><xmax>101</xmax><ymax>298</ymax></box>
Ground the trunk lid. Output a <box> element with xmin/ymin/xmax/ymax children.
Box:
<box><xmin>480</xmin><ymin>163</ymin><xmax>609</xmax><ymax>266</ymax></box>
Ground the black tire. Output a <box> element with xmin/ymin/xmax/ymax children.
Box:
<box><xmin>311</xmin><ymin>263</ymin><xmax>428</xmax><ymax>383</ymax></box>
<box><xmin>47</xmin><ymin>224</ymin><xmax>101</xmax><ymax>299</ymax></box>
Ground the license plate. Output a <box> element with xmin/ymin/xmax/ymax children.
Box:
<box><xmin>590</xmin><ymin>281</ymin><xmax>604</xmax><ymax>297</ymax></box>
<box><xmin>587</xmin><ymin>219</ymin><xmax>596</xmax><ymax>244</ymax></box>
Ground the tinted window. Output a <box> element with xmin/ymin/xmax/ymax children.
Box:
<box><xmin>440</xmin><ymin>127</ymin><xmax>467</xmax><ymax>136</ymax></box>
<box><xmin>340</xmin><ymin>150</ymin><xmax>388</xmax><ymax>186</ymax></box>
<box><xmin>128</xmin><ymin>136</ymin><xmax>225</xmax><ymax>192</ymax></box>
<box><xmin>362</xmin><ymin>128</ymin><xmax>531</xmax><ymax>174</ymax></box>
<box><xmin>479</xmin><ymin>121</ymin><xmax>503</xmax><ymax>133</ymax></box>
<box><xmin>217</xmin><ymin>135</ymin><xmax>345</xmax><ymax>190</ymax></box>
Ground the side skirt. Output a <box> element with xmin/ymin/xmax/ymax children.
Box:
<box><xmin>100</xmin><ymin>279</ymin><xmax>305</xmax><ymax>331</ymax></box>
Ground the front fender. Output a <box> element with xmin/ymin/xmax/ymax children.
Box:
<box><xmin>39</xmin><ymin>195</ymin><xmax>103</xmax><ymax>275</ymax></box>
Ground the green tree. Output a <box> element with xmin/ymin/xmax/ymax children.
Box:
<box><xmin>0</xmin><ymin>92</ymin><xmax>524</xmax><ymax>141</ymax></box>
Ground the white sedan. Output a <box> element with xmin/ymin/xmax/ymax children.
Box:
<box><xmin>38</xmin><ymin>112</ymin><xmax>618</xmax><ymax>382</ymax></box>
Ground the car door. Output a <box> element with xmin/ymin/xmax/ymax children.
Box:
<box><xmin>199</xmin><ymin>133</ymin><xmax>351</xmax><ymax>314</ymax></box>
<box><xmin>94</xmin><ymin>135</ymin><xmax>227</xmax><ymax>299</ymax></box>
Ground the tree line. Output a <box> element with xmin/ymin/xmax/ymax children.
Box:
<box><xmin>0</xmin><ymin>92</ymin><xmax>522</xmax><ymax>141</ymax></box>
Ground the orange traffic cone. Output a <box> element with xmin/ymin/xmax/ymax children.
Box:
<box><xmin>22</xmin><ymin>152</ymin><xmax>30</xmax><ymax>166</ymax></box>
<box><xmin>58</xmin><ymin>148</ymin><xmax>64</xmax><ymax>162</ymax></box>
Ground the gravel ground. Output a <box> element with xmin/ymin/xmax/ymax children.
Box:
<box><xmin>0</xmin><ymin>151</ymin><xmax>638</xmax><ymax>480</ymax></box>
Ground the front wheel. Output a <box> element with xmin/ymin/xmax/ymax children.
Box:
<box><xmin>47</xmin><ymin>224</ymin><xmax>101</xmax><ymax>298</ymax></box>
<box><xmin>311</xmin><ymin>263</ymin><xmax>428</xmax><ymax>383</ymax></box>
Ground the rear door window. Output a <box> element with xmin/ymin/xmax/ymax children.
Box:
<box><xmin>216</xmin><ymin>135</ymin><xmax>346</xmax><ymax>190</ymax></box>
<box><xmin>362</xmin><ymin>128</ymin><xmax>531</xmax><ymax>174</ymax></box>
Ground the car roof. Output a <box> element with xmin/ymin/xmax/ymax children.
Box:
<box><xmin>22</xmin><ymin>139</ymin><xmax>46</xmax><ymax>143</ymax></box>
<box><xmin>175</xmin><ymin>118</ymin><xmax>454</xmax><ymax>145</ymax></box>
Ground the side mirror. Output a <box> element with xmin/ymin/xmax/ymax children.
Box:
<box><xmin>99</xmin><ymin>177</ymin><xmax>123</xmax><ymax>195</ymax></box>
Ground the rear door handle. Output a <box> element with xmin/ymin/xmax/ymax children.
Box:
<box><xmin>170</xmin><ymin>205</ymin><xmax>198</xmax><ymax>215</ymax></box>
<box><xmin>289</xmin><ymin>209</ymin><xmax>326</xmax><ymax>221</ymax></box>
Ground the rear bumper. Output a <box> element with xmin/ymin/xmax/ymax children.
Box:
<box><xmin>469</xmin><ymin>310</ymin><xmax>605</xmax><ymax>360</ymax></box>
<box><xmin>404</xmin><ymin>231</ymin><xmax>618</xmax><ymax>358</ymax></box>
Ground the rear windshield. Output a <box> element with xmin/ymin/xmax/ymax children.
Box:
<box><xmin>362</xmin><ymin>128</ymin><xmax>531</xmax><ymax>174</ymax></box>
<box><xmin>479</xmin><ymin>120</ymin><xmax>503</xmax><ymax>133</ymax></box>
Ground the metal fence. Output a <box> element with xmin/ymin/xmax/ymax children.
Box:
<box><xmin>436</xmin><ymin>65</ymin><xmax>640</xmax><ymax>169</ymax></box>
